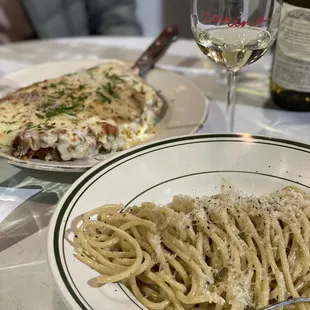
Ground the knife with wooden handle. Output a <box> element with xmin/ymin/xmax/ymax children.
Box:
<box><xmin>132</xmin><ymin>25</ymin><xmax>179</xmax><ymax>77</ymax></box>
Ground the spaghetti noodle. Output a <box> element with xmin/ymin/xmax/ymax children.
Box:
<box><xmin>72</xmin><ymin>187</ymin><xmax>310</xmax><ymax>309</ymax></box>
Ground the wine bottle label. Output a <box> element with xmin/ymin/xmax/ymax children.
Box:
<box><xmin>272</xmin><ymin>3</ymin><xmax>310</xmax><ymax>93</ymax></box>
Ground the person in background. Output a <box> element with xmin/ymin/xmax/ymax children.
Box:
<box><xmin>0</xmin><ymin>0</ymin><xmax>142</xmax><ymax>44</ymax></box>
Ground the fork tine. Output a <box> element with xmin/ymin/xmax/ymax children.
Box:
<box><xmin>259</xmin><ymin>298</ymin><xmax>310</xmax><ymax>310</ymax></box>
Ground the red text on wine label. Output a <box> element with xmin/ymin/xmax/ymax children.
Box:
<box><xmin>202</xmin><ymin>12</ymin><xmax>271</xmax><ymax>27</ymax></box>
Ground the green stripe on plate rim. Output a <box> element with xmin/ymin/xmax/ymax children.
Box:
<box><xmin>51</xmin><ymin>133</ymin><xmax>310</xmax><ymax>310</ymax></box>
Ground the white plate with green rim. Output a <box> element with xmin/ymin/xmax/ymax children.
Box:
<box><xmin>0</xmin><ymin>59</ymin><xmax>208</xmax><ymax>173</ymax></box>
<box><xmin>47</xmin><ymin>133</ymin><xmax>310</xmax><ymax>310</ymax></box>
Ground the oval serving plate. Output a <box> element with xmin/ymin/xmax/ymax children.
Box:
<box><xmin>0</xmin><ymin>59</ymin><xmax>208</xmax><ymax>173</ymax></box>
<box><xmin>48</xmin><ymin>133</ymin><xmax>310</xmax><ymax>310</ymax></box>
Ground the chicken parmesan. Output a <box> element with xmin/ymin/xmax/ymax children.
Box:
<box><xmin>0</xmin><ymin>61</ymin><xmax>163</xmax><ymax>161</ymax></box>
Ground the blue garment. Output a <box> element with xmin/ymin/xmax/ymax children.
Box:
<box><xmin>20</xmin><ymin>0</ymin><xmax>142</xmax><ymax>38</ymax></box>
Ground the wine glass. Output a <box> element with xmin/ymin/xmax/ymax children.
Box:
<box><xmin>190</xmin><ymin>0</ymin><xmax>283</xmax><ymax>132</ymax></box>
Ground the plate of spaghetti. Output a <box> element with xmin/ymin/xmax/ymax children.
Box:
<box><xmin>48</xmin><ymin>134</ymin><xmax>310</xmax><ymax>310</ymax></box>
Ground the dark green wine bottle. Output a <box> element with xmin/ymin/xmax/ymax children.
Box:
<box><xmin>270</xmin><ymin>0</ymin><xmax>310</xmax><ymax>111</ymax></box>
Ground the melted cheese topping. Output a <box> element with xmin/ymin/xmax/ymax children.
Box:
<box><xmin>0</xmin><ymin>61</ymin><xmax>163</xmax><ymax>161</ymax></box>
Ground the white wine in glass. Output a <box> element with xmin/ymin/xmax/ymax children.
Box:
<box><xmin>191</xmin><ymin>0</ymin><xmax>283</xmax><ymax>132</ymax></box>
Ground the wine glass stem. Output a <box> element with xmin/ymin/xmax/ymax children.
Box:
<box><xmin>227</xmin><ymin>70</ymin><xmax>238</xmax><ymax>133</ymax></box>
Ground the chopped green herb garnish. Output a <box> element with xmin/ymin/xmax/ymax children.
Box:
<box><xmin>42</xmin><ymin>102</ymin><xmax>50</xmax><ymax>109</ymax></box>
<box><xmin>1</xmin><ymin>121</ymin><xmax>17</xmax><ymax>124</ymax></box>
<box><xmin>105</xmin><ymin>72</ymin><xmax>124</xmax><ymax>82</ymax></box>
<box><xmin>79</xmin><ymin>84</ymin><xmax>85</xmax><ymax>90</ymax></box>
<box><xmin>96</xmin><ymin>91</ymin><xmax>112</xmax><ymax>103</ymax></box>
<box><xmin>44</xmin><ymin>103</ymin><xmax>82</xmax><ymax>118</ymax></box>
<box><xmin>35</xmin><ymin>113</ymin><xmax>45</xmax><ymax>119</ymax></box>
<box><xmin>103</xmin><ymin>83</ymin><xmax>119</xmax><ymax>99</ymax></box>
<box><xmin>68</xmin><ymin>93</ymin><xmax>77</xmax><ymax>100</ymax></box>
<box><xmin>87</xmin><ymin>66</ymin><xmax>97</xmax><ymax>73</ymax></box>
<box><xmin>6</xmin><ymin>130</ymin><xmax>12</xmax><ymax>134</ymax></box>
<box><xmin>50</xmin><ymin>83</ymin><xmax>57</xmax><ymax>88</ymax></box>
<box><xmin>26</xmin><ymin>122</ymin><xmax>36</xmax><ymax>129</ymax></box>
<box><xmin>38</xmin><ymin>101</ymin><xmax>82</xmax><ymax>119</ymax></box>
<box><xmin>104</xmin><ymin>83</ymin><xmax>113</xmax><ymax>95</ymax></box>
<box><xmin>57</xmin><ymin>90</ymin><xmax>65</xmax><ymax>96</ymax></box>
<box><xmin>44</xmin><ymin>124</ymin><xmax>56</xmax><ymax>130</ymax></box>
<box><xmin>77</xmin><ymin>95</ymin><xmax>86</xmax><ymax>103</ymax></box>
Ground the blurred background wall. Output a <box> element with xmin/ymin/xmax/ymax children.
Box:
<box><xmin>136</xmin><ymin>0</ymin><xmax>192</xmax><ymax>38</ymax></box>
<box><xmin>162</xmin><ymin>0</ymin><xmax>192</xmax><ymax>38</ymax></box>
<box><xmin>136</xmin><ymin>0</ymin><xmax>163</xmax><ymax>37</ymax></box>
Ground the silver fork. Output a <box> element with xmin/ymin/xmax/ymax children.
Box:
<box><xmin>259</xmin><ymin>298</ymin><xmax>310</xmax><ymax>310</ymax></box>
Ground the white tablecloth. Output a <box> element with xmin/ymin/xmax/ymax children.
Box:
<box><xmin>0</xmin><ymin>37</ymin><xmax>309</xmax><ymax>310</ymax></box>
